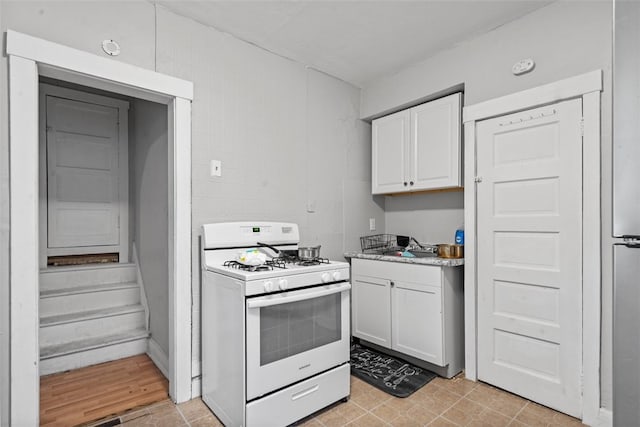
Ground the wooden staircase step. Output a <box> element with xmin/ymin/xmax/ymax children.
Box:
<box><xmin>40</xmin><ymin>281</ymin><xmax>139</xmax><ymax>298</ymax></box>
<box><xmin>40</xmin><ymin>304</ymin><xmax>145</xmax><ymax>328</ymax></box>
<box><xmin>40</xmin><ymin>329</ymin><xmax>150</xmax><ymax>359</ymax></box>
<box><xmin>39</xmin><ymin>263</ymin><xmax>137</xmax><ymax>291</ymax></box>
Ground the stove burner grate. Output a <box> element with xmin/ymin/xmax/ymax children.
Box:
<box><xmin>270</xmin><ymin>256</ymin><xmax>330</xmax><ymax>266</ymax></box>
<box><xmin>223</xmin><ymin>259</ymin><xmax>287</xmax><ymax>271</ymax></box>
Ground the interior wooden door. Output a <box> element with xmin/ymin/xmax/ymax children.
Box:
<box><xmin>476</xmin><ymin>99</ymin><xmax>583</xmax><ymax>417</ymax></box>
<box><xmin>46</xmin><ymin>95</ymin><xmax>121</xmax><ymax>251</ymax></box>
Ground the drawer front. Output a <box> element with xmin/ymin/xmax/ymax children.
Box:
<box><xmin>246</xmin><ymin>363</ymin><xmax>350</xmax><ymax>427</ymax></box>
<box><xmin>352</xmin><ymin>258</ymin><xmax>442</xmax><ymax>287</ymax></box>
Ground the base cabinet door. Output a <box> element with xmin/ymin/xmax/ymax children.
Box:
<box><xmin>391</xmin><ymin>281</ymin><xmax>444</xmax><ymax>365</ymax></box>
<box><xmin>352</xmin><ymin>276</ymin><xmax>391</xmax><ymax>348</ymax></box>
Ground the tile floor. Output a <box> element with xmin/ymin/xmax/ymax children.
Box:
<box><xmin>93</xmin><ymin>375</ymin><xmax>585</xmax><ymax>427</ymax></box>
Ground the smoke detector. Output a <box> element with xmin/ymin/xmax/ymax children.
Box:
<box><xmin>101</xmin><ymin>39</ymin><xmax>121</xmax><ymax>57</ymax></box>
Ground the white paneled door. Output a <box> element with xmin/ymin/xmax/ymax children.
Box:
<box><xmin>476</xmin><ymin>99</ymin><xmax>583</xmax><ymax>417</ymax></box>
<box><xmin>46</xmin><ymin>95</ymin><xmax>121</xmax><ymax>249</ymax></box>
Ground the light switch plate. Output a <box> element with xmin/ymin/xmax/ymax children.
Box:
<box><xmin>369</xmin><ymin>218</ymin><xmax>376</xmax><ymax>231</ymax></box>
<box><xmin>210</xmin><ymin>160</ymin><xmax>222</xmax><ymax>177</ymax></box>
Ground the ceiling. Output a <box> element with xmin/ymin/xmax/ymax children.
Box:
<box><xmin>155</xmin><ymin>1</ymin><xmax>554</xmax><ymax>88</ymax></box>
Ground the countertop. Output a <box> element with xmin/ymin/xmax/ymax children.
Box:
<box><xmin>343</xmin><ymin>251</ymin><xmax>464</xmax><ymax>267</ymax></box>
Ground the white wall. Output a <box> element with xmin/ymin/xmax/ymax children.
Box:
<box><xmin>131</xmin><ymin>99</ymin><xmax>170</xmax><ymax>356</ymax></box>
<box><xmin>362</xmin><ymin>0</ymin><xmax>613</xmax><ymax>410</ymax></box>
<box><xmin>385</xmin><ymin>192</ymin><xmax>464</xmax><ymax>245</ymax></box>
<box><xmin>153</xmin><ymin>6</ymin><xmax>374</xmax><ymax>381</ymax></box>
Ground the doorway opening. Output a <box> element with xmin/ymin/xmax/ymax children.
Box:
<box><xmin>7</xmin><ymin>30</ymin><xmax>193</xmax><ymax>425</ymax></box>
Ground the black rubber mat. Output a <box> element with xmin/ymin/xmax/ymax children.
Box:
<box><xmin>350</xmin><ymin>343</ymin><xmax>437</xmax><ymax>398</ymax></box>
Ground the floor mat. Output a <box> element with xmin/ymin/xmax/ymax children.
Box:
<box><xmin>350</xmin><ymin>343</ymin><xmax>437</xmax><ymax>398</ymax></box>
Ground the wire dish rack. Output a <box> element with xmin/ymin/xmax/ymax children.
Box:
<box><xmin>360</xmin><ymin>234</ymin><xmax>403</xmax><ymax>253</ymax></box>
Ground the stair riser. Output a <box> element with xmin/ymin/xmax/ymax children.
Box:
<box><xmin>40</xmin><ymin>287</ymin><xmax>141</xmax><ymax>317</ymax></box>
<box><xmin>40</xmin><ymin>266</ymin><xmax>137</xmax><ymax>291</ymax></box>
<box><xmin>40</xmin><ymin>338</ymin><xmax>148</xmax><ymax>376</ymax></box>
<box><xmin>40</xmin><ymin>311</ymin><xmax>145</xmax><ymax>347</ymax></box>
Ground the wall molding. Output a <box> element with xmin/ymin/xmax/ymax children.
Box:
<box><xmin>147</xmin><ymin>337</ymin><xmax>169</xmax><ymax>380</ymax></box>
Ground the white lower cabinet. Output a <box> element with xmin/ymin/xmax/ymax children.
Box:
<box><xmin>351</xmin><ymin>258</ymin><xmax>464</xmax><ymax>375</ymax></box>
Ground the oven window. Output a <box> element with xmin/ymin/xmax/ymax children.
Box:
<box><xmin>259</xmin><ymin>293</ymin><xmax>341</xmax><ymax>366</ymax></box>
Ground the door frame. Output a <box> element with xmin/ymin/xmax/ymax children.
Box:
<box><xmin>7</xmin><ymin>29</ymin><xmax>193</xmax><ymax>425</ymax></box>
<box><xmin>39</xmin><ymin>83</ymin><xmax>130</xmax><ymax>267</ymax></box>
<box><xmin>463</xmin><ymin>70</ymin><xmax>602</xmax><ymax>424</ymax></box>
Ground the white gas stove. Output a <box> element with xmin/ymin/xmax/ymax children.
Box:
<box><xmin>201</xmin><ymin>222</ymin><xmax>351</xmax><ymax>427</ymax></box>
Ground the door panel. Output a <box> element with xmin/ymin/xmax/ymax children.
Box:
<box><xmin>372</xmin><ymin>110</ymin><xmax>409</xmax><ymax>194</ymax></box>
<box><xmin>476</xmin><ymin>99</ymin><xmax>582</xmax><ymax>417</ymax></box>
<box><xmin>411</xmin><ymin>92</ymin><xmax>461</xmax><ymax>190</ymax></box>
<box><xmin>351</xmin><ymin>276</ymin><xmax>391</xmax><ymax>347</ymax></box>
<box><xmin>46</xmin><ymin>96</ymin><xmax>120</xmax><ymax>249</ymax></box>
<box><xmin>392</xmin><ymin>281</ymin><xmax>443</xmax><ymax>365</ymax></box>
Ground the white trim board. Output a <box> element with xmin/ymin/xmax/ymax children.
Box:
<box><xmin>6</xmin><ymin>30</ymin><xmax>193</xmax><ymax>101</ymax></box>
<box><xmin>462</xmin><ymin>69</ymin><xmax>603</xmax><ymax>426</ymax></box>
<box><xmin>7</xmin><ymin>30</ymin><xmax>193</xmax><ymax>425</ymax></box>
<box><xmin>147</xmin><ymin>337</ymin><xmax>169</xmax><ymax>380</ymax></box>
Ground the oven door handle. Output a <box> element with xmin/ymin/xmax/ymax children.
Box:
<box><xmin>246</xmin><ymin>283</ymin><xmax>351</xmax><ymax>309</ymax></box>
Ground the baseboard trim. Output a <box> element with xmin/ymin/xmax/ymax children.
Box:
<box><xmin>147</xmin><ymin>337</ymin><xmax>169</xmax><ymax>380</ymax></box>
<box><xmin>593</xmin><ymin>408</ymin><xmax>612</xmax><ymax>427</ymax></box>
<box><xmin>191</xmin><ymin>376</ymin><xmax>202</xmax><ymax>399</ymax></box>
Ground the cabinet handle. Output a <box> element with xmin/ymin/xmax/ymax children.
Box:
<box><xmin>403</xmin><ymin>182</ymin><xmax>408</xmax><ymax>186</ymax></box>
<box><xmin>390</xmin><ymin>281</ymin><xmax>395</xmax><ymax>287</ymax></box>
<box><xmin>410</xmin><ymin>181</ymin><xmax>414</xmax><ymax>186</ymax></box>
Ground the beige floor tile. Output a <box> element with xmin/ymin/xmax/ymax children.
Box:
<box><xmin>388</xmin><ymin>414</ymin><xmax>425</xmax><ymax>427</ymax></box>
<box><xmin>466</xmin><ymin>384</ymin><xmax>527</xmax><ymax>419</ymax></box>
<box><xmin>427</xmin><ymin>416</ymin><xmax>458</xmax><ymax>427</ymax></box>
<box><xmin>177</xmin><ymin>398</ymin><xmax>213</xmax><ymax>422</ymax></box>
<box><xmin>297</xmin><ymin>418</ymin><xmax>325</xmax><ymax>427</ymax></box>
<box><xmin>403</xmin><ymin>404</ymin><xmax>439</xmax><ymax>425</ymax></box>
<box><xmin>350</xmin><ymin>391</ymin><xmax>388</xmax><ymax>411</ymax></box>
<box><xmin>442</xmin><ymin>397</ymin><xmax>485</xmax><ymax>425</ymax></box>
<box><xmin>386</xmin><ymin>395</ymin><xmax>418</xmax><ymax>413</ymax></box>
<box><xmin>347</xmin><ymin>413</ymin><xmax>390</xmax><ymax>427</ymax></box>
<box><xmin>120</xmin><ymin>410</ymin><xmax>187</xmax><ymax>426</ymax></box>
<box><xmin>337</xmin><ymin>401</ymin><xmax>368</xmax><ymax>423</ymax></box>
<box><xmin>190</xmin><ymin>413</ymin><xmax>224</xmax><ymax>427</ymax></box>
<box><xmin>371</xmin><ymin>401</ymin><xmax>403</xmax><ymax>423</ymax></box>
<box><xmin>437</xmin><ymin>377</ymin><xmax>478</xmax><ymax>398</ymax></box>
<box><xmin>467</xmin><ymin>407</ymin><xmax>512</xmax><ymax>427</ymax></box>
<box><xmin>514</xmin><ymin>402</ymin><xmax>574</xmax><ymax>427</ymax></box>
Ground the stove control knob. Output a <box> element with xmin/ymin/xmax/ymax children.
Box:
<box><xmin>278</xmin><ymin>279</ymin><xmax>288</xmax><ymax>290</ymax></box>
<box><xmin>332</xmin><ymin>271</ymin><xmax>341</xmax><ymax>281</ymax></box>
<box><xmin>264</xmin><ymin>281</ymin><xmax>274</xmax><ymax>292</ymax></box>
<box><xmin>321</xmin><ymin>273</ymin><xmax>331</xmax><ymax>283</ymax></box>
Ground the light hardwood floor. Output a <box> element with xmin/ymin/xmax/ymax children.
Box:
<box><xmin>40</xmin><ymin>354</ymin><xmax>168</xmax><ymax>426</ymax></box>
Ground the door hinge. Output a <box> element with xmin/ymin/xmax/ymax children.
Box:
<box><xmin>474</xmin><ymin>176</ymin><xmax>483</xmax><ymax>183</ymax></box>
<box><xmin>580</xmin><ymin>118</ymin><xmax>584</xmax><ymax>136</ymax></box>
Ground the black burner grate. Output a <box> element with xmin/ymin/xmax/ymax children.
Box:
<box><xmin>223</xmin><ymin>259</ymin><xmax>287</xmax><ymax>271</ymax></box>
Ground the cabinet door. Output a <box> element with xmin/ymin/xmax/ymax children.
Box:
<box><xmin>372</xmin><ymin>109</ymin><xmax>410</xmax><ymax>194</ymax></box>
<box><xmin>410</xmin><ymin>92</ymin><xmax>461</xmax><ymax>191</ymax></box>
<box><xmin>352</xmin><ymin>275</ymin><xmax>391</xmax><ymax>348</ymax></box>
<box><xmin>391</xmin><ymin>281</ymin><xmax>444</xmax><ymax>366</ymax></box>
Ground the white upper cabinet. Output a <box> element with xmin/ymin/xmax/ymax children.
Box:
<box><xmin>372</xmin><ymin>92</ymin><xmax>462</xmax><ymax>195</ymax></box>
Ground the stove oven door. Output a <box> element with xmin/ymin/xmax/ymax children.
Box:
<box><xmin>245</xmin><ymin>282</ymin><xmax>351</xmax><ymax>400</ymax></box>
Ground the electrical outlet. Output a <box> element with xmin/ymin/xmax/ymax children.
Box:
<box><xmin>369</xmin><ymin>218</ymin><xmax>376</xmax><ymax>231</ymax></box>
